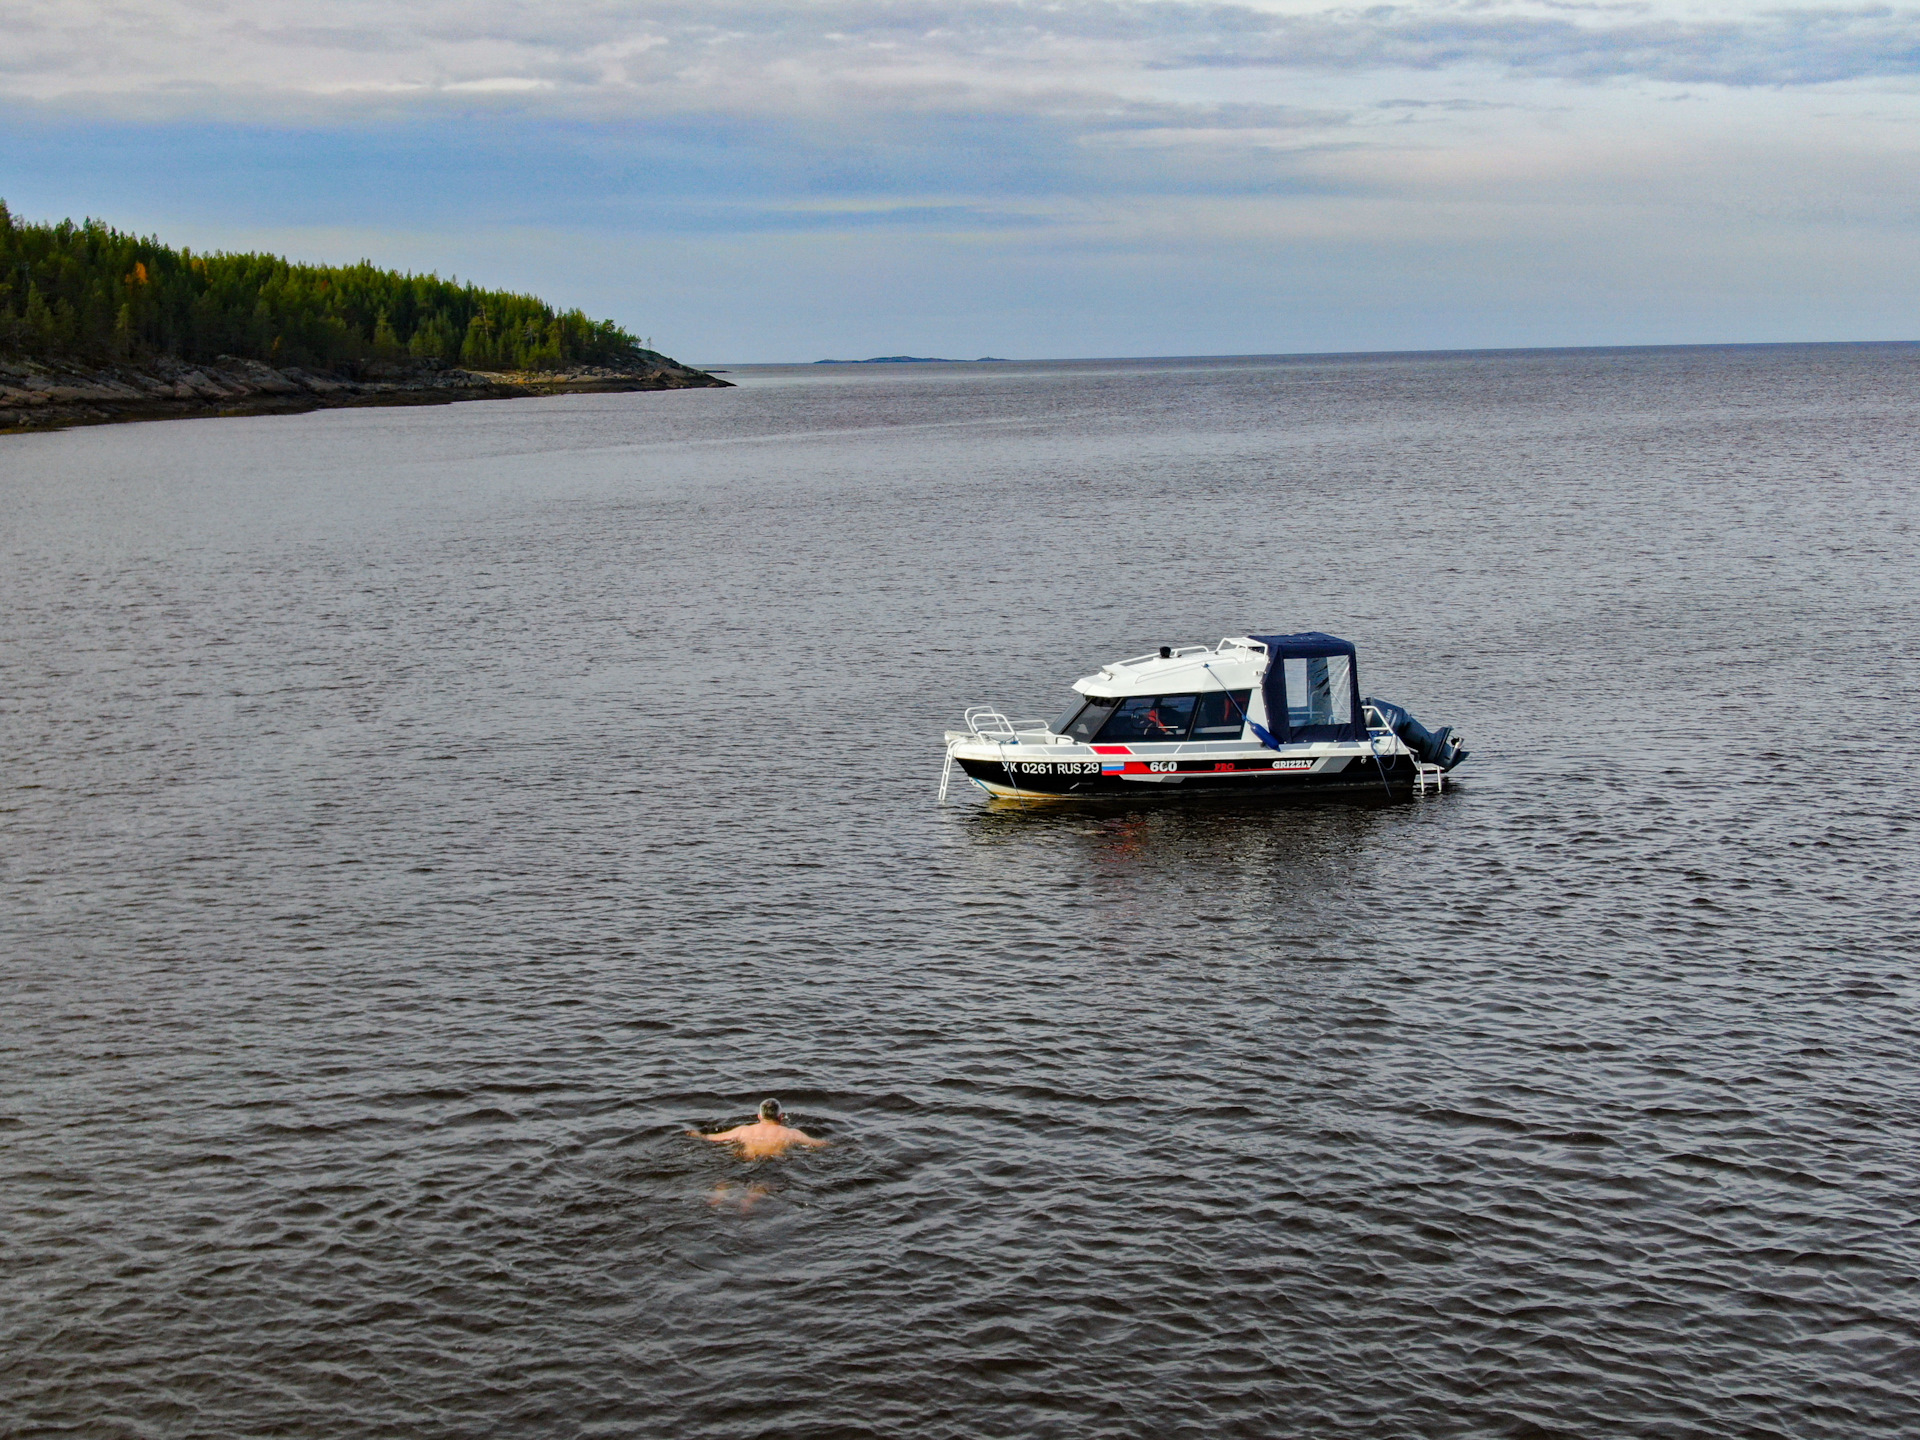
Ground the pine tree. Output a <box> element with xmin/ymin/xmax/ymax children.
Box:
<box><xmin>24</xmin><ymin>284</ymin><xmax>54</xmax><ymax>347</ymax></box>
<box><xmin>372</xmin><ymin>309</ymin><xmax>401</xmax><ymax>357</ymax></box>
<box><xmin>460</xmin><ymin>313</ymin><xmax>494</xmax><ymax>370</ymax></box>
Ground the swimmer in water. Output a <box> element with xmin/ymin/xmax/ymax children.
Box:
<box><xmin>688</xmin><ymin>1099</ymin><xmax>828</xmax><ymax>1160</ymax></box>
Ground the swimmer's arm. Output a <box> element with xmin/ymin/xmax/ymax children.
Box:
<box><xmin>792</xmin><ymin>1130</ymin><xmax>829</xmax><ymax>1148</ymax></box>
<box><xmin>687</xmin><ymin>1125</ymin><xmax>747</xmax><ymax>1142</ymax></box>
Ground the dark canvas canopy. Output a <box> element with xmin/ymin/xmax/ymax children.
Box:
<box><xmin>1247</xmin><ymin>632</ymin><xmax>1365</xmax><ymax>743</ymax></box>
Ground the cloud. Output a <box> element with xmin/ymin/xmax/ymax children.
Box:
<box><xmin>6</xmin><ymin>2</ymin><xmax>1920</xmax><ymax>123</ymax></box>
<box><xmin>441</xmin><ymin>78</ymin><xmax>556</xmax><ymax>93</ymax></box>
<box><xmin>10</xmin><ymin>1</ymin><xmax>1909</xmax><ymax>222</ymax></box>
<box><xmin>3</xmin><ymin>2</ymin><xmax>1914</xmax><ymax>252</ymax></box>
<box><xmin>1164</xmin><ymin>5</ymin><xmax>1920</xmax><ymax>87</ymax></box>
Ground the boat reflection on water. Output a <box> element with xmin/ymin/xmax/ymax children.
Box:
<box><xmin>950</xmin><ymin>795</ymin><xmax>1448</xmax><ymax>966</ymax></box>
<box><xmin>970</xmin><ymin>795</ymin><xmax>1416</xmax><ymax>893</ymax></box>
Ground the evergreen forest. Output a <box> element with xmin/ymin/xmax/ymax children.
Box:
<box><xmin>0</xmin><ymin>202</ymin><xmax>656</xmax><ymax>372</ymax></box>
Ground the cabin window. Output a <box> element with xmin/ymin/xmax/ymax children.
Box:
<box><xmin>1057</xmin><ymin>697</ymin><xmax>1119</xmax><ymax>742</ymax></box>
<box><xmin>1282</xmin><ymin>656</ymin><xmax>1353</xmax><ymax>728</ymax></box>
<box><xmin>1095</xmin><ymin>694</ymin><xmax>1198</xmax><ymax>743</ymax></box>
<box><xmin>1190</xmin><ymin>690</ymin><xmax>1251</xmax><ymax>739</ymax></box>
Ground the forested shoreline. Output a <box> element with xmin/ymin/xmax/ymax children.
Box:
<box><xmin>0</xmin><ymin>201</ymin><xmax>729</xmax><ymax>433</ymax></box>
<box><xmin>0</xmin><ymin>201</ymin><xmax>667</xmax><ymax>373</ymax></box>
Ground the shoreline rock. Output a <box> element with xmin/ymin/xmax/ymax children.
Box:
<box><xmin>0</xmin><ymin>354</ymin><xmax>731</xmax><ymax>435</ymax></box>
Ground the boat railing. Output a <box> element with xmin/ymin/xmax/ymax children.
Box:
<box><xmin>1110</xmin><ymin>644</ymin><xmax>1216</xmax><ymax>669</ymax></box>
<box><xmin>963</xmin><ymin>706</ymin><xmax>1050</xmax><ymax>743</ymax></box>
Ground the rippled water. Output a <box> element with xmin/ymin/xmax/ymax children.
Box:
<box><xmin>4</xmin><ymin>347</ymin><xmax>1919</xmax><ymax>1437</ymax></box>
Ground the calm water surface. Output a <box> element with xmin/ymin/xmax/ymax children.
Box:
<box><xmin>4</xmin><ymin>348</ymin><xmax>1919</xmax><ymax>1437</ymax></box>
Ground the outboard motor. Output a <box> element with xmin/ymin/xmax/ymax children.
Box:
<box><xmin>1366</xmin><ymin>697</ymin><xmax>1469</xmax><ymax>771</ymax></box>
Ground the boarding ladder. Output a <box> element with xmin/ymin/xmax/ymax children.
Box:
<box><xmin>1363</xmin><ymin>703</ymin><xmax>1447</xmax><ymax>796</ymax></box>
<box><xmin>939</xmin><ymin>707</ymin><xmax>1049</xmax><ymax>804</ymax></box>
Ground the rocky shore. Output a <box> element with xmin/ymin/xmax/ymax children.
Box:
<box><xmin>0</xmin><ymin>353</ymin><xmax>731</xmax><ymax>434</ymax></box>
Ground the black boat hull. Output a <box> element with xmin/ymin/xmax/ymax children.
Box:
<box><xmin>954</xmin><ymin>751</ymin><xmax>1428</xmax><ymax>801</ymax></box>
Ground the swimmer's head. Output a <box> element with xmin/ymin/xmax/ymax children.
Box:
<box><xmin>758</xmin><ymin>1098</ymin><xmax>784</xmax><ymax>1123</ymax></box>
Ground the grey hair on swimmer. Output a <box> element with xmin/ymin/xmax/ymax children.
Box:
<box><xmin>758</xmin><ymin>1098</ymin><xmax>784</xmax><ymax>1122</ymax></box>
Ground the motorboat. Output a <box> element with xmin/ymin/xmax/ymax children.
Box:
<box><xmin>941</xmin><ymin>631</ymin><xmax>1467</xmax><ymax>803</ymax></box>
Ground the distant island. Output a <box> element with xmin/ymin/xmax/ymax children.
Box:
<box><xmin>0</xmin><ymin>201</ymin><xmax>728</xmax><ymax>434</ymax></box>
<box><xmin>813</xmin><ymin>356</ymin><xmax>1009</xmax><ymax>364</ymax></box>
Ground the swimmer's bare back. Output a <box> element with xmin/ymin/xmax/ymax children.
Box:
<box><xmin>688</xmin><ymin>1100</ymin><xmax>827</xmax><ymax>1160</ymax></box>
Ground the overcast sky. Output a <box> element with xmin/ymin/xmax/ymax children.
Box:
<box><xmin>4</xmin><ymin>0</ymin><xmax>1917</xmax><ymax>360</ymax></box>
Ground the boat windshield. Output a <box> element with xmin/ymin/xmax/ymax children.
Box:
<box><xmin>1056</xmin><ymin>696</ymin><xmax>1119</xmax><ymax>742</ymax></box>
<box><xmin>1059</xmin><ymin>689</ymin><xmax>1250</xmax><ymax>742</ymax></box>
<box><xmin>1096</xmin><ymin>695</ymin><xmax>1198</xmax><ymax>742</ymax></box>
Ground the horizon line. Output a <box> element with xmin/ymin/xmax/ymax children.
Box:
<box><xmin>700</xmin><ymin>339</ymin><xmax>1920</xmax><ymax>369</ymax></box>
